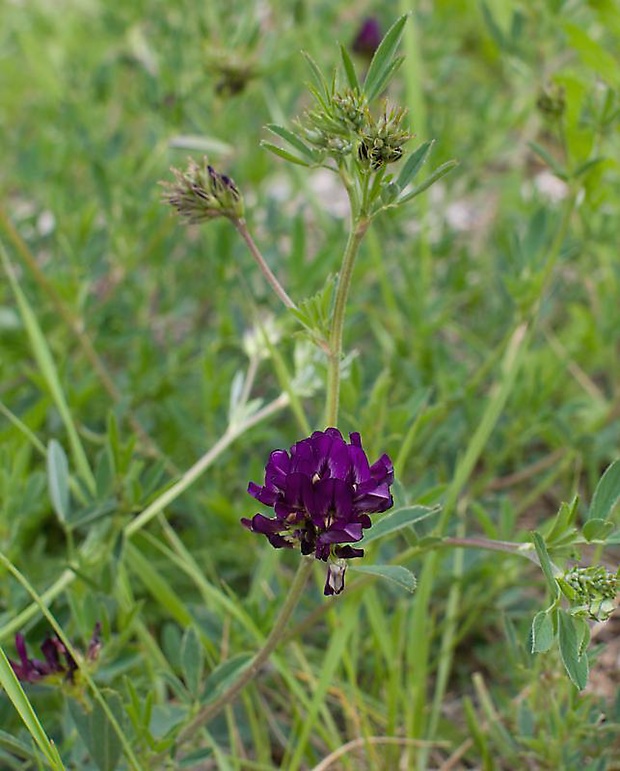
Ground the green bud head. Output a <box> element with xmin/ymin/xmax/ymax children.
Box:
<box><xmin>560</xmin><ymin>566</ymin><xmax>619</xmax><ymax>622</ymax></box>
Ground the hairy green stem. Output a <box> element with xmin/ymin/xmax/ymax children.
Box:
<box><xmin>234</xmin><ymin>218</ymin><xmax>296</xmax><ymax>310</ymax></box>
<box><xmin>325</xmin><ymin>217</ymin><xmax>370</xmax><ymax>426</ymax></box>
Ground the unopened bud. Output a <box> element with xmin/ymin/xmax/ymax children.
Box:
<box><xmin>161</xmin><ymin>156</ymin><xmax>244</xmax><ymax>224</ymax></box>
<box><xmin>559</xmin><ymin>566</ymin><xmax>619</xmax><ymax>622</ymax></box>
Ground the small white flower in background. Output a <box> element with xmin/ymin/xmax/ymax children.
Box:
<box><xmin>36</xmin><ymin>210</ymin><xmax>56</xmax><ymax>237</ymax></box>
<box><xmin>242</xmin><ymin>315</ymin><xmax>282</xmax><ymax>361</ymax></box>
<box><xmin>533</xmin><ymin>170</ymin><xmax>568</xmax><ymax>203</ymax></box>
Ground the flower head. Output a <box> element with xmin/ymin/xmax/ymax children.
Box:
<box><xmin>559</xmin><ymin>566</ymin><xmax>619</xmax><ymax>622</ymax></box>
<box><xmin>161</xmin><ymin>156</ymin><xmax>244</xmax><ymax>224</ymax></box>
<box><xmin>537</xmin><ymin>83</ymin><xmax>566</xmax><ymax>119</ymax></box>
<box><xmin>9</xmin><ymin>624</ymin><xmax>102</xmax><ymax>684</ymax></box>
<box><xmin>358</xmin><ymin>105</ymin><xmax>412</xmax><ymax>170</ymax></box>
<box><xmin>352</xmin><ymin>17</ymin><xmax>382</xmax><ymax>59</ymax></box>
<box><xmin>300</xmin><ymin>88</ymin><xmax>370</xmax><ymax>160</ymax></box>
<box><xmin>242</xmin><ymin>428</ymin><xmax>394</xmax><ymax>595</ymax></box>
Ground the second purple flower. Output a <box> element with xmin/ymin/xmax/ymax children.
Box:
<box><xmin>242</xmin><ymin>428</ymin><xmax>394</xmax><ymax>595</ymax></box>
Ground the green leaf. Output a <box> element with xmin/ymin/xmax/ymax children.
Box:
<box><xmin>202</xmin><ymin>653</ymin><xmax>252</xmax><ymax>702</ymax></box>
<box><xmin>91</xmin><ymin>694</ymin><xmax>126</xmax><ymax>771</ymax></box>
<box><xmin>481</xmin><ymin>2</ymin><xmax>507</xmax><ymax>50</ymax></box>
<box><xmin>288</xmin><ymin>274</ymin><xmax>336</xmax><ymax>340</ymax></box>
<box><xmin>396</xmin><ymin>160</ymin><xmax>458</xmax><ymax>204</ymax></box>
<box><xmin>531</xmin><ymin>531</ymin><xmax>560</xmax><ymax>599</ymax></box>
<box><xmin>363</xmin><ymin>14</ymin><xmax>408</xmax><ymax>101</ymax></box>
<box><xmin>301</xmin><ymin>51</ymin><xmax>331</xmax><ymax>103</ymax></box>
<box><xmin>0</xmin><ymin>729</ymin><xmax>45</xmax><ymax>763</ymax></box>
<box><xmin>68</xmin><ymin>691</ymin><xmax>126</xmax><ymax>771</ymax></box>
<box><xmin>1</xmin><ymin>244</ymin><xmax>95</xmax><ymax>493</ymax></box>
<box><xmin>265</xmin><ymin>124</ymin><xmax>318</xmax><ymax>161</ymax></box>
<box><xmin>557</xmin><ymin>610</ymin><xmax>589</xmax><ymax>690</ymax></box>
<box><xmin>359</xmin><ymin>505</ymin><xmax>440</xmax><ymax>545</ymax></box>
<box><xmin>582</xmin><ymin>518</ymin><xmax>614</xmax><ymax>542</ymax></box>
<box><xmin>348</xmin><ymin>564</ymin><xmax>417</xmax><ymax>593</ymax></box>
<box><xmin>0</xmin><ymin>646</ymin><xmax>64</xmax><ymax>769</ymax></box>
<box><xmin>544</xmin><ymin>497</ymin><xmax>578</xmax><ymax>545</ymax></box>
<box><xmin>563</xmin><ymin>22</ymin><xmax>619</xmax><ymax>86</ymax></box>
<box><xmin>604</xmin><ymin>529</ymin><xmax>620</xmax><ymax>544</ymax></box>
<box><xmin>530</xmin><ymin>611</ymin><xmax>554</xmax><ymax>653</ymax></box>
<box><xmin>367</xmin><ymin>57</ymin><xmax>405</xmax><ymax>100</ymax></box>
<box><xmin>107</xmin><ymin>411</ymin><xmax>121</xmax><ymax>470</ymax></box>
<box><xmin>587</xmin><ymin>460</ymin><xmax>620</xmax><ymax>521</ymax></box>
<box><xmin>339</xmin><ymin>44</ymin><xmax>360</xmax><ymax>91</ymax></box>
<box><xmin>396</xmin><ymin>140</ymin><xmax>435</xmax><ymax>190</ymax></box>
<box><xmin>260</xmin><ymin>141</ymin><xmax>313</xmax><ymax>167</ymax></box>
<box><xmin>47</xmin><ymin>439</ymin><xmax>71</xmax><ymax>524</ymax></box>
<box><xmin>68</xmin><ymin>499</ymin><xmax>118</xmax><ymax>530</ymax></box>
<box><xmin>149</xmin><ymin>704</ymin><xmax>187</xmax><ymax>739</ymax></box>
<box><xmin>94</xmin><ymin>444</ymin><xmax>116</xmax><ymax>498</ymax></box>
<box><xmin>573</xmin><ymin>157</ymin><xmax>605</xmax><ymax>179</ymax></box>
<box><xmin>527</xmin><ymin>141</ymin><xmax>567</xmax><ymax>179</ymax></box>
<box><xmin>181</xmin><ymin>626</ymin><xmax>204</xmax><ymax>699</ymax></box>
<box><xmin>178</xmin><ymin>748</ymin><xmax>214</xmax><ymax>768</ymax></box>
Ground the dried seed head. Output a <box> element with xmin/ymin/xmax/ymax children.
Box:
<box><xmin>161</xmin><ymin>156</ymin><xmax>244</xmax><ymax>224</ymax></box>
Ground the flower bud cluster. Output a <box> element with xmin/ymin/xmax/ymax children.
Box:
<box><xmin>161</xmin><ymin>157</ymin><xmax>244</xmax><ymax>224</ymax></box>
<box><xmin>301</xmin><ymin>88</ymin><xmax>368</xmax><ymax>159</ymax></box>
<box><xmin>358</xmin><ymin>105</ymin><xmax>411</xmax><ymax>170</ymax></box>
<box><xmin>537</xmin><ymin>83</ymin><xmax>566</xmax><ymax>119</ymax></box>
<box><xmin>9</xmin><ymin>624</ymin><xmax>102</xmax><ymax>685</ymax></box>
<box><xmin>300</xmin><ymin>88</ymin><xmax>411</xmax><ymax>171</ymax></box>
<box><xmin>559</xmin><ymin>565</ymin><xmax>619</xmax><ymax>622</ymax></box>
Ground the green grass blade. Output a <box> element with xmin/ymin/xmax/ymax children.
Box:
<box><xmin>0</xmin><ymin>645</ymin><xmax>65</xmax><ymax>769</ymax></box>
<box><xmin>0</xmin><ymin>242</ymin><xmax>95</xmax><ymax>494</ymax></box>
<box><xmin>285</xmin><ymin>604</ymin><xmax>358</xmax><ymax>770</ymax></box>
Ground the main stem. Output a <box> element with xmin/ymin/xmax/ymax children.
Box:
<box><xmin>169</xmin><ymin>558</ymin><xmax>314</xmax><ymax>752</ymax></box>
<box><xmin>325</xmin><ymin>217</ymin><xmax>370</xmax><ymax>426</ymax></box>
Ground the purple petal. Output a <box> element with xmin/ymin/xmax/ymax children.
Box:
<box><xmin>348</xmin><ymin>445</ymin><xmax>371</xmax><ymax>483</ymax></box>
<box><xmin>244</xmin><ymin>513</ymin><xmax>282</xmax><ymax>535</ymax></box>
<box><xmin>247</xmin><ymin>481</ymin><xmax>278</xmax><ymax>506</ymax></box>
<box><xmin>369</xmin><ymin>453</ymin><xmax>394</xmax><ymax>485</ymax></box>
<box><xmin>335</xmin><ymin>545</ymin><xmax>364</xmax><ymax>559</ymax></box>
<box><xmin>317</xmin><ymin>521</ymin><xmax>363</xmax><ymax>546</ymax></box>
<box><xmin>266</xmin><ymin>533</ymin><xmax>293</xmax><ymax>549</ymax></box>
<box><xmin>41</xmin><ymin>637</ymin><xmax>62</xmax><ymax>673</ymax></box>
<box><xmin>15</xmin><ymin>634</ymin><xmax>29</xmax><ymax>667</ymax></box>
<box><xmin>324</xmin><ymin>562</ymin><xmax>347</xmax><ymax>596</ymax></box>
<box><xmin>264</xmin><ymin>449</ymin><xmax>290</xmax><ymax>488</ymax></box>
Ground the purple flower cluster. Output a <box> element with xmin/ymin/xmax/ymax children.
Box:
<box><xmin>9</xmin><ymin>624</ymin><xmax>101</xmax><ymax>684</ymax></box>
<box><xmin>242</xmin><ymin>428</ymin><xmax>394</xmax><ymax>595</ymax></box>
<box><xmin>352</xmin><ymin>18</ymin><xmax>382</xmax><ymax>59</ymax></box>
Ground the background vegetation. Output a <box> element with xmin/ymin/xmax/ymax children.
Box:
<box><xmin>1</xmin><ymin>0</ymin><xmax>619</xmax><ymax>768</ymax></box>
